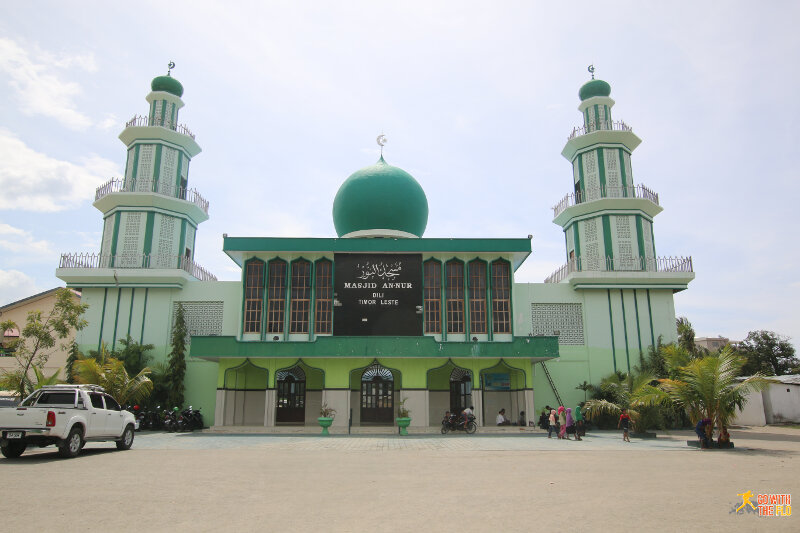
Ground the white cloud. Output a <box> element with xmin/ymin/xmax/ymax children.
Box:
<box><xmin>0</xmin><ymin>222</ymin><xmax>55</xmax><ymax>260</ymax></box>
<box><xmin>0</xmin><ymin>129</ymin><xmax>117</xmax><ymax>212</ymax></box>
<box><xmin>0</xmin><ymin>269</ymin><xmax>41</xmax><ymax>307</ymax></box>
<box><xmin>0</xmin><ymin>37</ymin><xmax>95</xmax><ymax>130</ymax></box>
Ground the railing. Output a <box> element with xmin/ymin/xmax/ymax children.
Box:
<box><xmin>59</xmin><ymin>253</ymin><xmax>218</xmax><ymax>282</ymax></box>
<box><xmin>567</xmin><ymin>120</ymin><xmax>632</xmax><ymax>141</ymax></box>
<box><xmin>125</xmin><ymin>115</ymin><xmax>195</xmax><ymax>140</ymax></box>
<box><xmin>552</xmin><ymin>184</ymin><xmax>659</xmax><ymax>218</ymax></box>
<box><xmin>544</xmin><ymin>255</ymin><xmax>693</xmax><ymax>284</ymax></box>
<box><xmin>95</xmin><ymin>178</ymin><xmax>209</xmax><ymax>214</ymax></box>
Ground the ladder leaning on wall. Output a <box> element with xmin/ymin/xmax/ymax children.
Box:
<box><xmin>539</xmin><ymin>362</ymin><xmax>563</xmax><ymax>407</ymax></box>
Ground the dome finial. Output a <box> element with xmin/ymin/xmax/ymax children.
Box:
<box><xmin>588</xmin><ymin>64</ymin><xmax>595</xmax><ymax>80</ymax></box>
<box><xmin>376</xmin><ymin>133</ymin><xmax>387</xmax><ymax>158</ymax></box>
<box><xmin>167</xmin><ymin>61</ymin><xmax>175</xmax><ymax>77</ymax></box>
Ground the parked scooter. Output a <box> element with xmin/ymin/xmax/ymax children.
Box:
<box><xmin>441</xmin><ymin>412</ymin><xmax>477</xmax><ymax>434</ymax></box>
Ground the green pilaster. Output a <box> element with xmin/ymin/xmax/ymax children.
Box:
<box><xmin>98</xmin><ymin>288</ymin><xmax>108</xmax><ymax>352</ymax></box>
<box><xmin>602</xmin><ymin>215</ymin><xmax>613</xmax><ymax>269</ymax></box>
<box><xmin>131</xmin><ymin>144</ymin><xmax>140</xmax><ymax>182</ymax></box>
<box><xmin>633</xmin><ymin>289</ymin><xmax>643</xmax><ymax>356</ymax></box>
<box><xmin>177</xmin><ymin>219</ymin><xmax>187</xmax><ymax>267</ymax></box>
<box><xmin>109</xmin><ymin>212</ymin><xmax>121</xmax><ymax>267</ymax></box>
<box><xmin>597</xmin><ymin>148</ymin><xmax>606</xmax><ymax>192</ymax></box>
<box><xmin>152</xmin><ymin>145</ymin><xmax>162</xmax><ymax>190</ymax></box>
<box><xmin>176</xmin><ymin>152</ymin><xmax>183</xmax><ymax>193</ymax></box>
<box><xmin>139</xmin><ymin>288</ymin><xmax>148</xmax><ymax>344</ymax></box>
<box><xmin>170</xmin><ymin>102</ymin><xmax>176</xmax><ymax>125</ymax></box>
<box><xmin>594</xmin><ymin>104</ymin><xmax>600</xmax><ymax>129</ymax></box>
<box><xmin>607</xmin><ymin>289</ymin><xmax>617</xmax><ymax>373</ymax></box>
<box><xmin>635</xmin><ymin>216</ymin><xmax>646</xmax><ymax>264</ymax></box>
<box><xmin>126</xmin><ymin>288</ymin><xmax>135</xmax><ymax>339</ymax></box>
<box><xmin>618</xmin><ymin>148</ymin><xmax>628</xmax><ymax>192</ymax></box>
<box><xmin>112</xmin><ymin>288</ymin><xmax>122</xmax><ymax>351</ymax></box>
<box><xmin>577</xmin><ymin>153</ymin><xmax>585</xmax><ymax>195</ymax></box>
<box><xmin>143</xmin><ymin>212</ymin><xmax>155</xmax><ymax>256</ymax></box>
<box><xmin>573</xmin><ymin>224</ymin><xmax>581</xmax><ymax>263</ymax></box>
<box><xmin>620</xmin><ymin>290</ymin><xmax>630</xmax><ymax>372</ymax></box>
<box><xmin>646</xmin><ymin>289</ymin><xmax>656</xmax><ymax>349</ymax></box>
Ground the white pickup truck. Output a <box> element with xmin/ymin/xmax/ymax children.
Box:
<box><xmin>0</xmin><ymin>384</ymin><xmax>136</xmax><ymax>459</ymax></box>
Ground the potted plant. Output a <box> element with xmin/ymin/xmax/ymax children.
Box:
<box><xmin>318</xmin><ymin>402</ymin><xmax>336</xmax><ymax>435</ymax></box>
<box><xmin>396</xmin><ymin>397</ymin><xmax>411</xmax><ymax>435</ymax></box>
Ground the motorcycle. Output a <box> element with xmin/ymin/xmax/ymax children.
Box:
<box><xmin>163</xmin><ymin>407</ymin><xmax>179</xmax><ymax>432</ymax></box>
<box><xmin>181</xmin><ymin>406</ymin><xmax>204</xmax><ymax>431</ymax></box>
<box><xmin>441</xmin><ymin>412</ymin><xmax>477</xmax><ymax>434</ymax></box>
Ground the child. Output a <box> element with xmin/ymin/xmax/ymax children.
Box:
<box><xmin>618</xmin><ymin>408</ymin><xmax>632</xmax><ymax>442</ymax></box>
<box><xmin>548</xmin><ymin>409</ymin><xmax>557</xmax><ymax>438</ymax></box>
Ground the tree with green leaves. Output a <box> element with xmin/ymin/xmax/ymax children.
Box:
<box><xmin>167</xmin><ymin>304</ymin><xmax>187</xmax><ymax>409</ymax></box>
<box><xmin>676</xmin><ymin>316</ymin><xmax>697</xmax><ymax>355</ymax></box>
<box><xmin>0</xmin><ymin>288</ymin><xmax>87</xmax><ymax>399</ymax></box>
<box><xmin>583</xmin><ymin>370</ymin><xmax>666</xmax><ymax>431</ymax></box>
<box><xmin>65</xmin><ymin>341</ymin><xmax>80</xmax><ymax>384</ymax></box>
<box><xmin>116</xmin><ymin>335</ymin><xmax>155</xmax><ymax>377</ymax></box>
<box><xmin>72</xmin><ymin>356</ymin><xmax>153</xmax><ymax>405</ymax></box>
<box><xmin>736</xmin><ymin>330</ymin><xmax>798</xmax><ymax>376</ymax></box>
<box><xmin>658</xmin><ymin>347</ymin><xmax>769</xmax><ymax>441</ymax></box>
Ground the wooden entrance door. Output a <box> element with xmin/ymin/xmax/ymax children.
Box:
<box><xmin>276</xmin><ymin>373</ymin><xmax>306</xmax><ymax>424</ymax></box>
<box><xmin>361</xmin><ymin>377</ymin><xmax>394</xmax><ymax>424</ymax></box>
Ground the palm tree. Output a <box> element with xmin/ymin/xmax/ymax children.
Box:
<box><xmin>72</xmin><ymin>356</ymin><xmax>153</xmax><ymax>405</ymax></box>
<box><xmin>32</xmin><ymin>367</ymin><xmax>62</xmax><ymax>389</ymax></box>
<box><xmin>658</xmin><ymin>347</ymin><xmax>769</xmax><ymax>439</ymax></box>
<box><xmin>583</xmin><ymin>371</ymin><xmax>666</xmax><ymax>431</ymax></box>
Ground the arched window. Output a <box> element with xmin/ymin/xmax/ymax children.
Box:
<box><xmin>446</xmin><ymin>260</ymin><xmax>465</xmax><ymax>334</ymax></box>
<box><xmin>423</xmin><ymin>259</ymin><xmax>441</xmax><ymax>334</ymax></box>
<box><xmin>243</xmin><ymin>260</ymin><xmax>264</xmax><ymax>333</ymax></box>
<box><xmin>290</xmin><ymin>260</ymin><xmax>311</xmax><ymax>334</ymax></box>
<box><xmin>469</xmin><ymin>260</ymin><xmax>487</xmax><ymax>334</ymax></box>
<box><xmin>315</xmin><ymin>259</ymin><xmax>333</xmax><ymax>334</ymax></box>
<box><xmin>492</xmin><ymin>260</ymin><xmax>511</xmax><ymax>333</ymax></box>
<box><xmin>267</xmin><ymin>260</ymin><xmax>287</xmax><ymax>333</ymax></box>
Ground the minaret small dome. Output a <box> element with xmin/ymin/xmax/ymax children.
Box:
<box><xmin>151</xmin><ymin>75</ymin><xmax>184</xmax><ymax>97</ymax></box>
<box><xmin>333</xmin><ymin>156</ymin><xmax>429</xmax><ymax>238</ymax></box>
<box><xmin>579</xmin><ymin>79</ymin><xmax>611</xmax><ymax>101</ymax></box>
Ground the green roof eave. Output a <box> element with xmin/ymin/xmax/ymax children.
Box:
<box><xmin>189</xmin><ymin>335</ymin><xmax>559</xmax><ymax>360</ymax></box>
<box><xmin>223</xmin><ymin>236</ymin><xmax>533</xmax><ymax>271</ymax></box>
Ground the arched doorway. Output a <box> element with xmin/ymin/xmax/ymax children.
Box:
<box><xmin>449</xmin><ymin>368</ymin><xmax>473</xmax><ymax>414</ymax></box>
<box><xmin>360</xmin><ymin>363</ymin><xmax>394</xmax><ymax>425</ymax></box>
<box><xmin>276</xmin><ymin>366</ymin><xmax>306</xmax><ymax>424</ymax></box>
<box><xmin>222</xmin><ymin>360</ymin><xmax>268</xmax><ymax>426</ymax></box>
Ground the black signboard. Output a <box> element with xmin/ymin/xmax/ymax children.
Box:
<box><xmin>334</xmin><ymin>253</ymin><xmax>423</xmax><ymax>336</ymax></box>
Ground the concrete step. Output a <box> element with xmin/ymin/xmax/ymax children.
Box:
<box><xmin>204</xmin><ymin>424</ymin><xmax>547</xmax><ymax>436</ymax></box>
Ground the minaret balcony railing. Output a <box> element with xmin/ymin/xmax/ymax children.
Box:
<box><xmin>552</xmin><ymin>184</ymin><xmax>659</xmax><ymax>218</ymax></box>
<box><xmin>544</xmin><ymin>255</ymin><xmax>693</xmax><ymax>284</ymax></box>
<box><xmin>567</xmin><ymin>120</ymin><xmax>632</xmax><ymax>141</ymax></box>
<box><xmin>95</xmin><ymin>178</ymin><xmax>209</xmax><ymax>215</ymax></box>
<box><xmin>59</xmin><ymin>253</ymin><xmax>218</xmax><ymax>282</ymax></box>
<box><xmin>125</xmin><ymin>115</ymin><xmax>196</xmax><ymax>140</ymax></box>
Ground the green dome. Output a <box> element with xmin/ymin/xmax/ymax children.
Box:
<box><xmin>579</xmin><ymin>79</ymin><xmax>611</xmax><ymax>101</ymax></box>
<box><xmin>151</xmin><ymin>75</ymin><xmax>184</xmax><ymax>97</ymax></box>
<box><xmin>333</xmin><ymin>157</ymin><xmax>428</xmax><ymax>238</ymax></box>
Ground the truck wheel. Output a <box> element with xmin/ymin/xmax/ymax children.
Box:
<box><xmin>58</xmin><ymin>426</ymin><xmax>84</xmax><ymax>458</ymax></box>
<box><xmin>116</xmin><ymin>424</ymin><xmax>135</xmax><ymax>450</ymax></box>
<box><xmin>1</xmin><ymin>441</ymin><xmax>26</xmax><ymax>459</ymax></box>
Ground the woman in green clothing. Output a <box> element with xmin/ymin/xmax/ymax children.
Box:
<box><xmin>574</xmin><ymin>404</ymin><xmax>584</xmax><ymax>440</ymax></box>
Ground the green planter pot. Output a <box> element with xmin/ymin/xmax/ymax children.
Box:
<box><xmin>318</xmin><ymin>417</ymin><xmax>334</xmax><ymax>435</ymax></box>
<box><xmin>396</xmin><ymin>417</ymin><xmax>411</xmax><ymax>436</ymax></box>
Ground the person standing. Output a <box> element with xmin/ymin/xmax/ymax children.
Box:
<box><xmin>548</xmin><ymin>409</ymin><xmax>557</xmax><ymax>438</ymax></box>
<box><xmin>618</xmin><ymin>408</ymin><xmax>632</xmax><ymax>442</ymax></box>
<box><xmin>557</xmin><ymin>406</ymin><xmax>567</xmax><ymax>439</ymax></box>
<box><xmin>565</xmin><ymin>408</ymin><xmax>575</xmax><ymax>440</ymax></box>
<box><xmin>574</xmin><ymin>404</ymin><xmax>584</xmax><ymax>440</ymax></box>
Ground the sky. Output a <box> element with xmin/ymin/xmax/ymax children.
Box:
<box><xmin>0</xmin><ymin>1</ymin><xmax>798</xmax><ymax>348</ymax></box>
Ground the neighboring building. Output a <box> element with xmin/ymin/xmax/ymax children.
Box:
<box><xmin>56</xmin><ymin>72</ymin><xmax>694</xmax><ymax>428</ymax></box>
<box><xmin>734</xmin><ymin>375</ymin><xmax>800</xmax><ymax>426</ymax></box>
<box><xmin>0</xmin><ymin>288</ymin><xmax>82</xmax><ymax>380</ymax></box>
<box><xmin>695</xmin><ymin>336</ymin><xmax>735</xmax><ymax>352</ymax></box>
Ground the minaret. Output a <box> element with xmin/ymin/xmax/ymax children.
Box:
<box><xmin>93</xmin><ymin>64</ymin><xmax>209</xmax><ymax>274</ymax></box>
<box><xmin>552</xmin><ymin>68</ymin><xmax>662</xmax><ymax>275</ymax></box>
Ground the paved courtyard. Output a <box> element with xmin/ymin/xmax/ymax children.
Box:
<box><xmin>1</xmin><ymin>427</ymin><xmax>798</xmax><ymax>532</ymax></box>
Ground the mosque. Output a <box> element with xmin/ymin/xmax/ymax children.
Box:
<box><xmin>56</xmin><ymin>69</ymin><xmax>694</xmax><ymax>429</ymax></box>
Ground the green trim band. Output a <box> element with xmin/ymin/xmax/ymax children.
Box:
<box><xmin>633</xmin><ymin>289</ymin><xmax>643</xmax><ymax>356</ymax></box>
<box><xmin>190</xmin><ymin>335</ymin><xmax>559</xmax><ymax>360</ymax></box>
<box><xmin>618</xmin><ymin>148</ymin><xmax>628</xmax><ymax>190</ymax></box>
<box><xmin>646</xmin><ymin>289</ymin><xmax>656</xmax><ymax>349</ymax></box>
<box><xmin>139</xmin><ymin>288</ymin><xmax>148</xmax><ymax>344</ymax></box>
<box><xmin>126</xmin><ymin>287</ymin><xmax>135</xmax><ymax>339</ymax></box>
<box><xmin>597</xmin><ymin>148</ymin><xmax>606</xmax><ymax>191</ymax></box>
<box><xmin>602</xmin><ymin>215</ymin><xmax>613</xmax><ymax>267</ymax></box>
<box><xmin>620</xmin><ymin>290</ymin><xmax>630</xmax><ymax>372</ymax></box>
<box><xmin>111</xmin><ymin>287</ymin><xmax>122</xmax><ymax>351</ymax></box>
<box><xmin>142</xmin><ymin>212</ymin><xmax>155</xmax><ymax>256</ymax></box>
<box><xmin>607</xmin><ymin>289</ymin><xmax>617</xmax><ymax>372</ymax></box>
